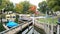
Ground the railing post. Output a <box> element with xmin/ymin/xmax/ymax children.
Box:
<box><xmin>21</xmin><ymin>24</ymin><xmax>22</xmax><ymax>33</ymax></box>
<box><xmin>47</xmin><ymin>22</ymin><xmax>50</xmax><ymax>34</ymax></box>
<box><xmin>51</xmin><ymin>24</ymin><xmax>53</xmax><ymax>34</ymax></box>
<box><xmin>28</xmin><ymin>22</ymin><xmax>29</xmax><ymax>31</ymax></box>
<box><xmin>57</xmin><ymin>25</ymin><xmax>59</xmax><ymax>34</ymax></box>
<box><xmin>32</xmin><ymin>14</ymin><xmax>35</xmax><ymax>34</ymax></box>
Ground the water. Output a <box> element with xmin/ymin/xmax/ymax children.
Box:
<box><xmin>27</xmin><ymin>28</ymin><xmax>40</xmax><ymax>34</ymax></box>
<box><xmin>17</xmin><ymin>26</ymin><xmax>41</xmax><ymax>34</ymax></box>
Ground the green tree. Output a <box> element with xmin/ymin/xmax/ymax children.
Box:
<box><xmin>15</xmin><ymin>1</ymin><xmax>36</xmax><ymax>14</ymax></box>
<box><xmin>20</xmin><ymin>1</ymin><xmax>30</xmax><ymax>14</ymax></box>
<box><xmin>0</xmin><ymin>0</ymin><xmax>14</xmax><ymax>11</ymax></box>
<box><xmin>15</xmin><ymin>1</ymin><xmax>33</xmax><ymax>14</ymax></box>
<box><xmin>38</xmin><ymin>1</ymin><xmax>49</xmax><ymax>14</ymax></box>
<box><xmin>0</xmin><ymin>0</ymin><xmax>2</xmax><ymax>5</ymax></box>
<box><xmin>47</xmin><ymin>0</ymin><xmax>60</xmax><ymax>12</ymax></box>
<box><xmin>0</xmin><ymin>0</ymin><xmax>8</xmax><ymax>23</ymax></box>
<box><xmin>0</xmin><ymin>0</ymin><xmax>8</xmax><ymax>10</ymax></box>
<box><xmin>15</xmin><ymin>4</ymin><xmax>23</xmax><ymax>13</ymax></box>
<box><xmin>5</xmin><ymin>2</ymin><xmax>14</xmax><ymax>11</ymax></box>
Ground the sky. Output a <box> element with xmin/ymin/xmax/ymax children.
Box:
<box><xmin>10</xmin><ymin>0</ymin><xmax>45</xmax><ymax>8</ymax></box>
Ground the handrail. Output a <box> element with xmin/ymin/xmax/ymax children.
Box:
<box><xmin>0</xmin><ymin>21</ymin><xmax>32</xmax><ymax>34</ymax></box>
<box><xmin>0</xmin><ymin>16</ymin><xmax>46</xmax><ymax>34</ymax></box>
<box><xmin>0</xmin><ymin>23</ymin><xmax>25</xmax><ymax>34</ymax></box>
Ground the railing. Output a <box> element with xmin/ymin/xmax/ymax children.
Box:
<box><xmin>0</xmin><ymin>16</ymin><xmax>59</xmax><ymax>34</ymax></box>
<box><xmin>0</xmin><ymin>23</ymin><xmax>25</xmax><ymax>34</ymax></box>
<box><xmin>0</xmin><ymin>21</ymin><xmax>32</xmax><ymax>34</ymax></box>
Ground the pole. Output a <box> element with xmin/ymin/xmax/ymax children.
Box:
<box><xmin>51</xmin><ymin>24</ymin><xmax>53</xmax><ymax>34</ymax></box>
<box><xmin>47</xmin><ymin>21</ymin><xmax>50</xmax><ymax>34</ymax></box>
<box><xmin>45</xmin><ymin>11</ymin><xmax>49</xmax><ymax>34</ymax></box>
<box><xmin>57</xmin><ymin>25</ymin><xmax>59</xmax><ymax>34</ymax></box>
<box><xmin>32</xmin><ymin>14</ymin><xmax>34</xmax><ymax>34</ymax></box>
<box><xmin>51</xmin><ymin>15</ymin><xmax>54</xmax><ymax>34</ymax></box>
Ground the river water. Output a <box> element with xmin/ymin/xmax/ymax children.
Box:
<box><xmin>22</xmin><ymin>26</ymin><xmax>40</xmax><ymax>34</ymax></box>
<box><xmin>17</xmin><ymin>25</ymin><xmax>46</xmax><ymax>34</ymax></box>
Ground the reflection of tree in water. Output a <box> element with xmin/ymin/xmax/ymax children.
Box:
<box><xmin>34</xmin><ymin>26</ymin><xmax>46</xmax><ymax>34</ymax></box>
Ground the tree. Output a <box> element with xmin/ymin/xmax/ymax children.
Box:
<box><xmin>20</xmin><ymin>1</ymin><xmax>30</xmax><ymax>14</ymax></box>
<box><xmin>0</xmin><ymin>0</ymin><xmax>2</xmax><ymax>5</ymax></box>
<box><xmin>28</xmin><ymin>5</ymin><xmax>37</xmax><ymax>14</ymax></box>
<box><xmin>0</xmin><ymin>0</ymin><xmax>8</xmax><ymax>10</ymax></box>
<box><xmin>15</xmin><ymin>1</ymin><xmax>37</xmax><ymax>14</ymax></box>
<box><xmin>47</xmin><ymin>0</ymin><xmax>60</xmax><ymax>12</ymax></box>
<box><xmin>15</xmin><ymin>4</ymin><xmax>23</xmax><ymax>13</ymax></box>
<box><xmin>38</xmin><ymin>1</ymin><xmax>49</xmax><ymax>14</ymax></box>
<box><xmin>0</xmin><ymin>0</ymin><xmax>9</xmax><ymax>23</ymax></box>
<box><xmin>15</xmin><ymin>1</ymin><xmax>35</xmax><ymax>14</ymax></box>
<box><xmin>5</xmin><ymin>2</ymin><xmax>14</xmax><ymax>11</ymax></box>
<box><xmin>0</xmin><ymin>0</ymin><xmax>14</xmax><ymax>11</ymax></box>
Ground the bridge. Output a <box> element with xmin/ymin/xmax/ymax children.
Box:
<box><xmin>0</xmin><ymin>21</ymin><xmax>32</xmax><ymax>34</ymax></box>
<box><xmin>0</xmin><ymin>16</ymin><xmax>59</xmax><ymax>34</ymax></box>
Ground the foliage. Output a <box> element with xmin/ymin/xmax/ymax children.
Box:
<box><xmin>28</xmin><ymin>5</ymin><xmax>37</xmax><ymax>14</ymax></box>
<box><xmin>15</xmin><ymin>4</ymin><xmax>23</xmax><ymax>13</ymax></box>
<box><xmin>38</xmin><ymin>17</ymin><xmax>58</xmax><ymax>24</ymax></box>
<box><xmin>0</xmin><ymin>0</ymin><xmax>14</xmax><ymax>12</ymax></box>
<box><xmin>47</xmin><ymin>0</ymin><xmax>60</xmax><ymax>11</ymax></box>
<box><xmin>0</xmin><ymin>0</ymin><xmax>2</xmax><ymax>5</ymax></box>
<box><xmin>0</xmin><ymin>23</ymin><xmax>6</xmax><ymax>32</ymax></box>
<box><xmin>0</xmin><ymin>0</ymin><xmax>8</xmax><ymax>10</ymax></box>
<box><xmin>15</xmin><ymin>1</ymin><xmax>36</xmax><ymax>14</ymax></box>
<box><xmin>38</xmin><ymin>1</ymin><xmax>49</xmax><ymax>14</ymax></box>
<box><xmin>20</xmin><ymin>1</ymin><xmax>30</xmax><ymax>14</ymax></box>
<box><xmin>5</xmin><ymin>2</ymin><xmax>14</xmax><ymax>11</ymax></box>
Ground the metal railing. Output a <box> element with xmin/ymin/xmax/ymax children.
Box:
<box><xmin>0</xmin><ymin>21</ymin><xmax>32</xmax><ymax>34</ymax></box>
<box><xmin>0</xmin><ymin>23</ymin><xmax>25</xmax><ymax>34</ymax></box>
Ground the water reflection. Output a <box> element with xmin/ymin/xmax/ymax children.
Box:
<box><xmin>17</xmin><ymin>26</ymin><xmax>46</xmax><ymax>34</ymax></box>
<box><xmin>22</xmin><ymin>26</ymin><xmax>41</xmax><ymax>34</ymax></box>
<box><xmin>27</xmin><ymin>28</ymin><xmax>40</xmax><ymax>34</ymax></box>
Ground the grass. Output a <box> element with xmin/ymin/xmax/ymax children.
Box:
<box><xmin>0</xmin><ymin>23</ymin><xmax>6</xmax><ymax>32</ymax></box>
<box><xmin>37</xmin><ymin>17</ymin><xmax>58</xmax><ymax>24</ymax></box>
